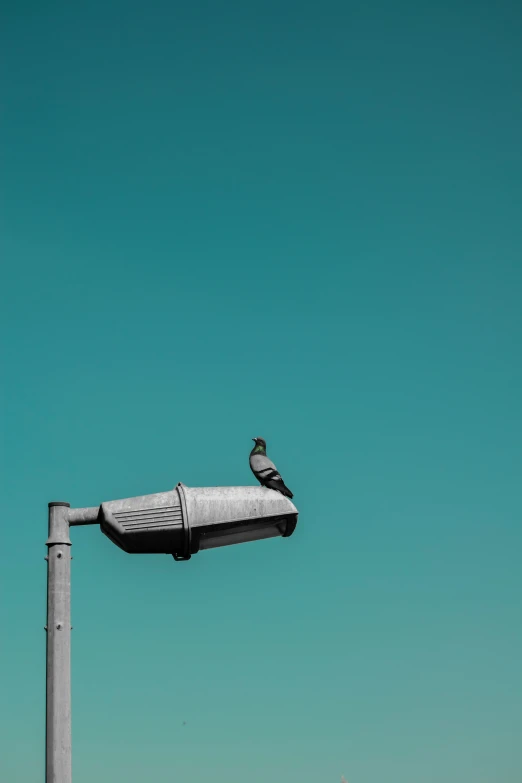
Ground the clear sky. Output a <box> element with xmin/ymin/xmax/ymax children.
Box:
<box><xmin>1</xmin><ymin>2</ymin><xmax>521</xmax><ymax>782</ymax></box>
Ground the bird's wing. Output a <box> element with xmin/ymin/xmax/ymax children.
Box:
<box><xmin>250</xmin><ymin>453</ymin><xmax>282</xmax><ymax>479</ymax></box>
<box><xmin>250</xmin><ymin>453</ymin><xmax>277</xmax><ymax>471</ymax></box>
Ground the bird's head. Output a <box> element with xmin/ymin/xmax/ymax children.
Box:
<box><xmin>252</xmin><ymin>437</ymin><xmax>267</xmax><ymax>453</ymax></box>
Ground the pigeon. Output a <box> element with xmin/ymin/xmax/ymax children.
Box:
<box><xmin>249</xmin><ymin>437</ymin><xmax>294</xmax><ymax>499</ymax></box>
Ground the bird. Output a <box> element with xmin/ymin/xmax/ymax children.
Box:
<box><xmin>249</xmin><ymin>437</ymin><xmax>294</xmax><ymax>499</ymax></box>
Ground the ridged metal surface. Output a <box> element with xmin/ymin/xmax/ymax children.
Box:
<box><xmin>114</xmin><ymin>505</ymin><xmax>182</xmax><ymax>531</ymax></box>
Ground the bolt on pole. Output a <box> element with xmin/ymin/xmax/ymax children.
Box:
<box><xmin>46</xmin><ymin>503</ymin><xmax>72</xmax><ymax>783</ymax></box>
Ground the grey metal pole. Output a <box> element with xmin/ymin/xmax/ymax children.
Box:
<box><xmin>46</xmin><ymin>502</ymin><xmax>72</xmax><ymax>783</ymax></box>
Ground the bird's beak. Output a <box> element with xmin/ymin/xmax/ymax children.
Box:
<box><xmin>252</xmin><ymin>438</ymin><xmax>257</xmax><ymax>442</ymax></box>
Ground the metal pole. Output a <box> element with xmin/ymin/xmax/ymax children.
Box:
<box><xmin>46</xmin><ymin>502</ymin><xmax>72</xmax><ymax>783</ymax></box>
<box><xmin>68</xmin><ymin>507</ymin><xmax>99</xmax><ymax>526</ymax></box>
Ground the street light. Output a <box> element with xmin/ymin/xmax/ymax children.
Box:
<box><xmin>45</xmin><ymin>483</ymin><xmax>298</xmax><ymax>783</ymax></box>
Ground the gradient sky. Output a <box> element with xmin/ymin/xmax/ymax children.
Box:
<box><xmin>1</xmin><ymin>2</ymin><xmax>521</xmax><ymax>782</ymax></box>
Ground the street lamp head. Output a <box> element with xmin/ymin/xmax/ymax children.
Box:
<box><xmin>98</xmin><ymin>483</ymin><xmax>298</xmax><ymax>561</ymax></box>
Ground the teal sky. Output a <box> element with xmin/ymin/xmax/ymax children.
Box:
<box><xmin>1</xmin><ymin>2</ymin><xmax>521</xmax><ymax>782</ymax></box>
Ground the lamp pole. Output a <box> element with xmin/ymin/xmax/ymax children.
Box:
<box><xmin>45</xmin><ymin>502</ymin><xmax>72</xmax><ymax>783</ymax></box>
<box><xmin>45</xmin><ymin>504</ymin><xmax>100</xmax><ymax>783</ymax></box>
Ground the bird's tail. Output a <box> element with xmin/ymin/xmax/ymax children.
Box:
<box><xmin>266</xmin><ymin>478</ymin><xmax>294</xmax><ymax>499</ymax></box>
